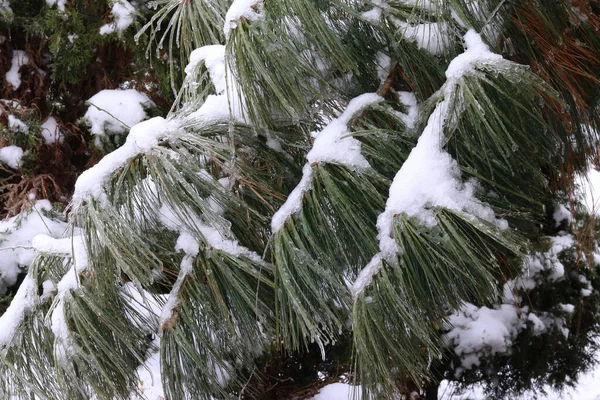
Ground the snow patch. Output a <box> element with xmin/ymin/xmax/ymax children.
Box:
<box><xmin>5</xmin><ymin>50</ymin><xmax>29</xmax><ymax>89</ymax></box>
<box><xmin>0</xmin><ymin>145</ymin><xmax>23</xmax><ymax>169</ymax></box>
<box><xmin>45</xmin><ymin>0</ymin><xmax>67</xmax><ymax>12</ymax></box>
<box><xmin>446</xmin><ymin>303</ymin><xmax>523</xmax><ymax>369</ymax></box>
<box><xmin>82</xmin><ymin>89</ymin><xmax>153</xmax><ymax>140</ymax></box>
<box><xmin>100</xmin><ymin>0</ymin><xmax>136</xmax><ymax>36</ymax></box>
<box><xmin>271</xmin><ymin>94</ymin><xmax>382</xmax><ymax>233</ymax></box>
<box><xmin>72</xmin><ymin>116</ymin><xmax>176</xmax><ymax>207</ymax></box>
<box><xmin>224</xmin><ymin>0</ymin><xmax>264</xmax><ymax>38</ymax></box>
<box><xmin>40</xmin><ymin>116</ymin><xmax>64</xmax><ymax>144</ymax></box>
<box><xmin>186</xmin><ymin>45</ymin><xmax>227</xmax><ymax>94</ymax></box>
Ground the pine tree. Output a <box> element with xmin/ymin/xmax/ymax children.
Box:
<box><xmin>1</xmin><ymin>0</ymin><xmax>600</xmax><ymax>399</ymax></box>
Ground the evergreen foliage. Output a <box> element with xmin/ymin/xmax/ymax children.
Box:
<box><xmin>0</xmin><ymin>0</ymin><xmax>600</xmax><ymax>399</ymax></box>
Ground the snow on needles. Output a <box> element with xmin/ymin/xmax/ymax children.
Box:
<box><xmin>0</xmin><ymin>274</ymin><xmax>36</xmax><ymax>352</ymax></box>
<box><xmin>45</xmin><ymin>0</ymin><xmax>67</xmax><ymax>12</ymax></box>
<box><xmin>35</xmin><ymin>234</ymin><xmax>88</xmax><ymax>363</ymax></box>
<box><xmin>271</xmin><ymin>93</ymin><xmax>383</xmax><ymax>233</ymax></box>
<box><xmin>185</xmin><ymin>45</ymin><xmax>247</xmax><ymax>122</ymax></box>
<box><xmin>224</xmin><ymin>0</ymin><xmax>264</xmax><ymax>38</ymax></box>
<box><xmin>353</xmin><ymin>30</ymin><xmax>507</xmax><ymax>297</ymax></box>
<box><xmin>0</xmin><ymin>201</ymin><xmax>67</xmax><ymax>294</ymax></box>
<box><xmin>187</xmin><ymin>45</ymin><xmax>227</xmax><ymax>94</ymax></box>
<box><xmin>99</xmin><ymin>0</ymin><xmax>136</xmax><ymax>36</ymax></box>
<box><xmin>72</xmin><ymin>116</ymin><xmax>177</xmax><ymax>208</ymax></box>
<box><xmin>0</xmin><ymin>201</ymin><xmax>69</xmax><ymax>350</ymax></box>
<box><xmin>377</xmin><ymin>30</ymin><xmax>505</xmax><ymax>258</ymax></box>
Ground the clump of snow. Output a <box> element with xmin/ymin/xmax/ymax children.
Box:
<box><xmin>8</xmin><ymin>115</ymin><xmax>29</xmax><ymax>133</ymax></box>
<box><xmin>376</xmin><ymin>30</ymin><xmax>506</xmax><ymax>259</ymax></box>
<box><xmin>0</xmin><ymin>201</ymin><xmax>68</xmax><ymax>349</ymax></box>
<box><xmin>40</xmin><ymin>116</ymin><xmax>64</xmax><ymax>144</ymax></box>
<box><xmin>270</xmin><ymin>164</ymin><xmax>314</xmax><ymax>233</ymax></box>
<box><xmin>527</xmin><ymin>313</ymin><xmax>546</xmax><ymax>335</ymax></box>
<box><xmin>396</xmin><ymin>21</ymin><xmax>450</xmax><ymax>55</ymax></box>
<box><xmin>5</xmin><ymin>50</ymin><xmax>29</xmax><ymax>89</ymax></box>
<box><xmin>0</xmin><ymin>0</ymin><xmax>12</xmax><ymax>16</ymax></box>
<box><xmin>186</xmin><ymin>45</ymin><xmax>227</xmax><ymax>94</ymax></box>
<box><xmin>41</xmin><ymin>234</ymin><xmax>88</xmax><ymax>363</ymax></box>
<box><xmin>312</xmin><ymin>383</ymin><xmax>362</xmax><ymax>400</ymax></box>
<box><xmin>184</xmin><ymin>45</ymin><xmax>247</xmax><ymax>122</ymax></box>
<box><xmin>577</xmin><ymin>164</ymin><xmax>600</xmax><ymax>215</ymax></box>
<box><xmin>271</xmin><ymin>93</ymin><xmax>382</xmax><ymax>233</ymax></box>
<box><xmin>361</xmin><ymin>0</ymin><xmax>385</xmax><ymax>23</ymax></box>
<box><xmin>158</xmin><ymin>200</ymin><xmax>263</xmax><ymax>331</ymax></box>
<box><xmin>82</xmin><ymin>89</ymin><xmax>153</xmax><ymax>140</ymax></box>
<box><xmin>159</xmin><ymin>231</ymin><xmax>199</xmax><ymax>330</ymax></box>
<box><xmin>100</xmin><ymin>0</ymin><xmax>136</xmax><ymax>36</ymax></box>
<box><xmin>72</xmin><ymin>116</ymin><xmax>176</xmax><ymax>207</ymax></box>
<box><xmin>445</xmin><ymin>30</ymin><xmax>503</xmax><ymax>77</ymax></box>
<box><xmin>446</xmin><ymin>303</ymin><xmax>523</xmax><ymax>370</ymax></box>
<box><xmin>224</xmin><ymin>0</ymin><xmax>264</xmax><ymax>38</ymax></box>
<box><xmin>397</xmin><ymin>91</ymin><xmax>419</xmax><ymax>129</ymax></box>
<box><xmin>352</xmin><ymin>30</ymin><xmax>513</xmax><ymax>299</ymax></box>
<box><xmin>553</xmin><ymin>203</ymin><xmax>572</xmax><ymax>227</ymax></box>
<box><xmin>45</xmin><ymin>0</ymin><xmax>67</xmax><ymax>12</ymax></box>
<box><xmin>351</xmin><ymin>255</ymin><xmax>382</xmax><ymax>299</ymax></box>
<box><xmin>307</xmin><ymin>93</ymin><xmax>382</xmax><ymax>168</ymax></box>
<box><xmin>0</xmin><ymin>274</ymin><xmax>36</xmax><ymax>350</ymax></box>
<box><xmin>0</xmin><ymin>145</ymin><xmax>23</xmax><ymax>169</ymax></box>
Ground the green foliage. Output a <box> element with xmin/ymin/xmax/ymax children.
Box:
<box><xmin>1</xmin><ymin>0</ymin><xmax>600</xmax><ymax>399</ymax></box>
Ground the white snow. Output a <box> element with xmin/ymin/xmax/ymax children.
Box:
<box><xmin>120</xmin><ymin>284</ymin><xmax>165</xmax><ymax>399</ymax></box>
<box><xmin>445</xmin><ymin>30</ymin><xmax>503</xmax><ymax>79</ymax></box>
<box><xmin>135</xmin><ymin>337</ymin><xmax>164</xmax><ymax>399</ymax></box>
<box><xmin>312</xmin><ymin>383</ymin><xmax>362</xmax><ymax>400</ymax></box>
<box><xmin>0</xmin><ymin>201</ymin><xmax>67</xmax><ymax>294</ymax></box>
<box><xmin>0</xmin><ymin>274</ymin><xmax>36</xmax><ymax>350</ymax></box>
<box><xmin>271</xmin><ymin>164</ymin><xmax>314</xmax><ymax>233</ymax></box>
<box><xmin>439</xmin><ymin>353</ymin><xmax>600</xmax><ymax>399</ymax></box>
<box><xmin>100</xmin><ymin>0</ymin><xmax>136</xmax><ymax>36</ymax></box>
<box><xmin>82</xmin><ymin>89</ymin><xmax>153</xmax><ymax>139</ymax></box>
<box><xmin>224</xmin><ymin>0</ymin><xmax>264</xmax><ymax>38</ymax></box>
<box><xmin>72</xmin><ymin>116</ymin><xmax>176</xmax><ymax>207</ymax></box>
<box><xmin>184</xmin><ymin>45</ymin><xmax>247</xmax><ymax>122</ymax></box>
<box><xmin>396</xmin><ymin>21</ymin><xmax>449</xmax><ymax>55</ymax></box>
<box><xmin>271</xmin><ymin>94</ymin><xmax>382</xmax><ymax>233</ymax></box>
<box><xmin>0</xmin><ymin>202</ymin><xmax>69</xmax><ymax>351</ymax></box>
<box><xmin>186</xmin><ymin>45</ymin><xmax>227</xmax><ymax>94</ymax></box>
<box><xmin>446</xmin><ymin>303</ymin><xmax>523</xmax><ymax>369</ymax></box>
<box><xmin>397</xmin><ymin>91</ymin><xmax>419</xmax><ymax>129</ymax></box>
<box><xmin>376</xmin><ymin>30</ymin><xmax>506</xmax><ymax>259</ymax></box>
<box><xmin>553</xmin><ymin>203</ymin><xmax>572</xmax><ymax>227</ymax></box>
<box><xmin>577</xmin><ymin>164</ymin><xmax>600</xmax><ymax>214</ymax></box>
<box><xmin>350</xmin><ymin>255</ymin><xmax>382</xmax><ymax>299</ymax></box>
<box><xmin>0</xmin><ymin>0</ymin><xmax>12</xmax><ymax>16</ymax></box>
<box><xmin>40</xmin><ymin>116</ymin><xmax>64</xmax><ymax>144</ymax></box>
<box><xmin>307</xmin><ymin>93</ymin><xmax>382</xmax><ymax>168</ymax></box>
<box><xmin>312</xmin><ymin>365</ymin><xmax>600</xmax><ymax>400</ymax></box>
<box><xmin>40</xmin><ymin>234</ymin><xmax>88</xmax><ymax>363</ymax></box>
<box><xmin>5</xmin><ymin>50</ymin><xmax>29</xmax><ymax>89</ymax></box>
<box><xmin>0</xmin><ymin>145</ymin><xmax>24</xmax><ymax>169</ymax></box>
<box><xmin>45</xmin><ymin>0</ymin><xmax>67</xmax><ymax>11</ymax></box>
<box><xmin>8</xmin><ymin>115</ymin><xmax>28</xmax><ymax>133</ymax></box>
<box><xmin>159</xmin><ymin>232</ymin><xmax>199</xmax><ymax>329</ymax></box>
<box><xmin>527</xmin><ymin>313</ymin><xmax>546</xmax><ymax>335</ymax></box>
